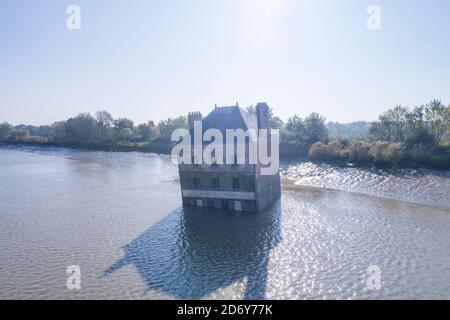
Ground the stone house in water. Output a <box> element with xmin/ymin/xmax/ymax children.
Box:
<box><xmin>178</xmin><ymin>102</ymin><xmax>281</xmax><ymax>212</ymax></box>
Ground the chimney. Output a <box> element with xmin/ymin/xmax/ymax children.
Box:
<box><xmin>256</xmin><ymin>102</ymin><xmax>269</xmax><ymax>130</ymax></box>
<box><xmin>188</xmin><ymin>111</ymin><xmax>202</xmax><ymax>131</ymax></box>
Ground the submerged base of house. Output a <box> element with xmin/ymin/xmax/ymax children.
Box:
<box><xmin>180</xmin><ymin>173</ymin><xmax>281</xmax><ymax>213</ymax></box>
<box><xmin>182</xmin><ymin>196</ymin><xmax>257</xmax><ymax>212</ymax></box>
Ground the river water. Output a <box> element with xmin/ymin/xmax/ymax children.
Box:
<box><xmin>0</xmin><ymin>146</ymin><xmax>449</xmax><ymax>299</ymax></box>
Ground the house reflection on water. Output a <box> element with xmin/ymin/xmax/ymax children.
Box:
<box><xmin>103</xmin><ymin>202</ymin><xmax>281</xmax><ymax>299</ymax></box>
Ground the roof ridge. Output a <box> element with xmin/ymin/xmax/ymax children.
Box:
<box><xmin>198</xmin><ymin>104</ymin><xmax>258</xmax><ymax>131</ymax></box>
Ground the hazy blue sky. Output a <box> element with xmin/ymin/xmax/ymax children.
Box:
<box><xmin>1</xmin><ymin>0</ymin><xmax>450</xmax><ymax>125</ymax></box>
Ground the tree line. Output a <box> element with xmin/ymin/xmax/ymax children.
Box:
<box><xmin>1</xmin><ymin>100</ymin><xmax>449</xmax><ymax>168</ymax></box>
<box><xmin>369</xmin><ymin>100</ymin><xmax>449</xmax><ymax>146</ymax></box>
<box><xmin>307</xmin><ymin>100</ymin><xmax>450</xmax><ymax>168</ymax></box>
<box><xmin>0</xmin><ymin>111</ymin><xmax>188</xmax><ymax>153</ymax></box>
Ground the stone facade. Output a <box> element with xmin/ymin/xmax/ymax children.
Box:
<box><xmin>178</xmin><ymin>103</ymin><xmax>281</xmax><ymax>212</ymax></box>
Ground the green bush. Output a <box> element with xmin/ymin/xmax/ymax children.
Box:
<box><xmin>119</xmin><ymin>128</ymin><xmax>133</xmax><ymax>140</ymax></box>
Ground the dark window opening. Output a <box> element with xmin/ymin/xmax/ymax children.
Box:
<box><xmin>194</xmin><ymin>177</ymin><xmax>201</xmax><ymax>189</ymax></box>
<box><xmin>212</xmin><ymin>149</ymin><xmax>217</xmax><ymax>167</ymax></box>
<box><xmin>244</xmin><ymin>200</ymin><xmax>256</xmax><ymax>211</ymax></box>
<box><xmin>212</xmin><ymin>178</ymin><xmax>220</xmax><ymax>190</ymax></box>
<box><xmin>222</xmin><ymin>199</ymin><xmax>230</xmax><ymax>210</ymax></box>
<box><xmin>232</xmin><ymin>178</ymin><xmax>240</xmax><ymax>191</ymax></box>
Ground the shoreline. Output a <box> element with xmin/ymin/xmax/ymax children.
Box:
<box><xmin>0</xmin><ymin>140</ymin><xmax>173</xmax><ymax>155</ymax></box>
<box><xmin>1</xmin><ymin>141</ymin><xmax>449</xmax><ymax>171</ymax></box>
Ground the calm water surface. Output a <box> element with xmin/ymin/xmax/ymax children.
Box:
<box><xmin>0</xmin><ymin>146</ymin><xmax>449</xmax><ymax>299</ymax></box>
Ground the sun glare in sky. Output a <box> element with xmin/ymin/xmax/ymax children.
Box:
<box><xmin>251</xmin><ymin>0</ymin><xmax>285</xmax><ymax>14</ymax></box>
<box><xmin>1</xmin><ymin>0</ymin><xmax>449</xmax><ymax>125</ymax></box>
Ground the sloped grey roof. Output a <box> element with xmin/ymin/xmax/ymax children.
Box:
<box><xmin>202</xmin><ymin>106</ymin><xmax>257</xmax><ymax>133</ymax></box>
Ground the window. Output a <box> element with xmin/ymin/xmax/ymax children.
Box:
<box><xmin>214</xmin><ymin>199</ymin><xmax>222</xmax><ymax>209</ymax></box>
<box><xmin>196</xmin><ymin>199</ymin><xmax>203</xmax><ymax>207</ymax></box>
<box><xmin>194</xmin><ymin>177</ymin><xmax>201</xmax><ymax>189</ymax></box>
<box><xmin>222</xmin><ymin>199</ymin><xmax>230</xmax><ymax>210</ymax></box>
<box><xmin>211</xmin><ymin>149</ymin><xmax>217</xmax><ymax>167</ymax></box>
<box><xmin>232</xmin><ymin>178</ymin><xmax>240</xmax><ymax>191</ymax></box>
<box><xmin>234</xmin><ymin>201</ymin><xmax>242</xmax><ymax>211</ymax></box>
<box><xmin>244</xmin><ymin>200</ymin><xmax>256</xmax><ymax>211</ymax></box>
<box><xmin>212</xmin><ymin>178</ymin><xmax>220</xmax><ymax>190</ymax></box>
